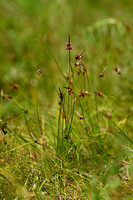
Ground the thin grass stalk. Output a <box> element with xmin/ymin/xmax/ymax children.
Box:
<box><xmin>45</xmin><ymin>108</ymin><xmax>56</xmax><ymax>145</ymax></box>
<box><xmin>57</xmin><ymin>106</ymin><xmax>61</xmax><ymax>153</ymax></box>
<box><xmin>47</xmin><ymin>45</ymin><xmax>66</xmax><ymax>80</ymax></box>
<box><xmin>46</xmin><ymin>65</ymin><xmax>58</xmax><ymax>94</ymax></box>
<box><xmin>76</xmin><ymin>95</ymin><xmax>87</xmax><ymax>132</ymax></box>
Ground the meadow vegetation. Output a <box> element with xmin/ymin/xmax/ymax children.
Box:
<box><xmin>0</xmin><ymin>0</ymin><xmax>133</xmax><ymax>199</ymax></box>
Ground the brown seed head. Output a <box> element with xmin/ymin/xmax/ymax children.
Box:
<box><xmin>84</xmin><ymin>90</ymin><xmax>91</xmax><ymax>96</ymax></box>
<box><xmin>99</xmin><ymin>67</ymin><xmax>107</xmax><ymax>77</ymax></box>
<box><xmin>58</xmin><ymin>88</ymin><xmax>63</xmax><ymax>106</ymax></box>
<box><xmin>117</xmin><ymin>71</ymin><xmax>121</xmax><ymax>75</ymax></box>
<box><xmin>79</xmin><ymin>91</ymin><xmax>85</xmax><ymax>98</ymax></box>
<box><xmin>97</xmin><ymin>91</ymin><xmax>103</xmax><ymax>96</ymax></box>
<box><xmin>114</xmin><ymin>67</ymin><xmax>121</xmax><ymax>75</ymax></box>
<box><xmin>66</xmin><ymin>36</ymin><xmax>72</xmax><ymax>50</ymax></box>
<box><xmin>75</xmin><ymin>54</ymin><xmax>84</xmax><ymax>60</ymax></box>
<box><xmin>7</xmin><ymin>95</ymin><xmax>12</xmax><ymax>99</ymax></box>
<box><xmin>68</xmin><ymin>88</ymin><xmax>73</xmax><ymax>95</ymax></box>
<box><xmin>125</xmin><ymin>24</ymin><xmax>131</xmax><ymax>32</ymax></box>
<box><xmin>75</xmin><ymin>49</ymin><xmax>85</xmax><ymax>60</ymax></box>
<box><xmin>64</xmin><ymin>87</ymin><xmax>74</xmax><ymax>95</ymax></box>
<box><xmin>77</xmin><ymin>70</ymin><xmax>81</xmax><ymax>75</ymax></box>
<box><xmin>64</xmin><ymin>86</ymin><xmax>70</xmax><ymax>89</ymax></box>
<box><xmin>75</xmin><ymin>62</ymin><xmax>81</xmax><ymax>66</ymax></box>
<box><xmin>37</xmin><ymin>69</ymin><xmax>43</xmax><ymax>75</ymax></box>
<box><xmin>114</xmin><ymin>67</ymin><xmax>118</xmax><ymax>72</ymax></box>
<box><xmin>66</xmin><ymin>42</ymin><xmax>72</xmax><ymax>50</ymax></box>
<box><xmin>68</xmin><ymin>91</ymin><xmax>74</xmax><ymax>95</ymax></box>
<box><xmin>9</xmin><ymin>84</ymin><xmax>19</xmax><ymax>89</ymax></box>
<box><xmin>79</xmin><ymin>90</ymin><xmax>91</xmax><ymax>97</ymax></box>
<box><xmin>99</xmin><ymin>73</ymin><xmax>104</xmax><ymax>77</ymax></box>
<box><xmin>59</xmin><ymin>88</ymin><xmax>63</xmax><ymax>100</ymax></box>
<box><xmin>83</xmin><ymin>66</ymin><xmax>87</xmax><ymax>72</ymax></box>
<box><xmin>66</xmin><ymin>75</ymin><xmax>69</xmax><ymax>80</ymax></box>
<box><xmin>76</xmin><ymin>111</ymin><xmax>83</xmax><ymax>119</ymax></box>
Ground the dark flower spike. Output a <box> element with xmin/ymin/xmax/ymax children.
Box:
<box><xmin>59</xmin><ymin>88</ymin><xmax>63</xmax><ymax>100</ymax></box>
<box><xmin>58</xmin><ymin>88</ymin><xmax>63</xmax><ymax>105</ymax></box>
<box><xmin>66</xmin><ymin>36</ymin><xmax>72</xmax><ymax>50</ymax></box>
<box><xmin>99</xmin><ymin>67</ymin><xmax>107</xmax><ymax>78</ymax></box>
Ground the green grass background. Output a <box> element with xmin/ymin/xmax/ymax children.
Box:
<box><xmin>0</xmin><ymin>0</ymin><xmax>133</xmax><ymax>199</ymax></box>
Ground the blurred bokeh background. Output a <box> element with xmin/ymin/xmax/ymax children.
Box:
<box><xmin>0</xmin><ymin>0</ymin><xmax>133</xmax><ymax>105</ymax></box>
